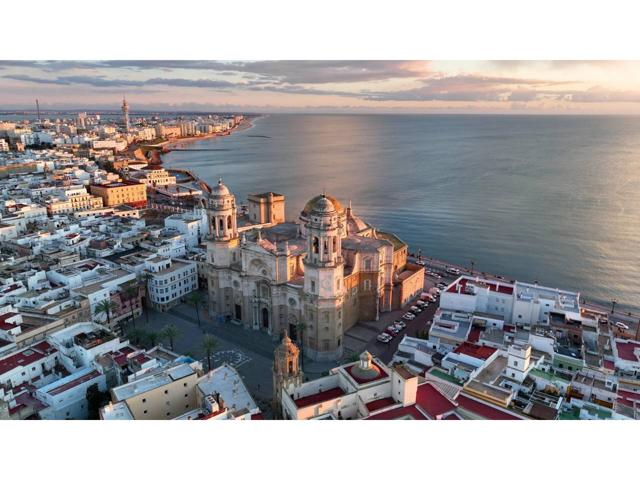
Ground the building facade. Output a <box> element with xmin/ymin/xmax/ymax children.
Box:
<box><xmin>206</xmin><ymin>180</ymin><xmax>423</xmax><ymax>361</ymax></box>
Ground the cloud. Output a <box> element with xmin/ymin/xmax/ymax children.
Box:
<box><xmin>359</xmin><ymin>74</ymin><xmax>570</xmax><ymax>102</ymax></box>
<box><xmin>0</xmin><ymin>60</ymin><xmax>430</xmax><ymax>84</ymax></box>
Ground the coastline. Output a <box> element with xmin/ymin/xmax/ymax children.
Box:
<box><xmin>147</xmin><ymin>117</ymin><xmax>255</xmax><ymax>165</ymax></box>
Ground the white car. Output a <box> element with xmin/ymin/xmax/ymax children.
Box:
<box><xmin>416</xmin><ymin>260</ymin><xmax>426</xmax><ymax>266</ymax></box>
<box><xmin>416</xmin><ymin>300</ymin><xmax>427</xmax><ymax>307</ymax></box>
<box><xmin>615</xmin><ymin>322</ymin><xmax>630</xmax><ymax>330</ymax></box>
<box><xmin>377</xmin><ymin>333</ymin><xmax>393</xmax><ymax>343</ymax></box>
<box><xmin>446</xmin><ymin>267</ymin><xmax>461</xmax><ymax>275</ymax></box>
<box><xmin>402</xmin><ymin>312</ymin><xmax>416</xmax><ymax>321</ymax></box>
<box><xmin>394</xmin><ymin>321</ymin><xmax>407</xmax><ymax>329</ymax></box>
<box><xmin>410</xmin><ymin>306</ymin><xmax>421</xmax><ymax>313</ymax></box>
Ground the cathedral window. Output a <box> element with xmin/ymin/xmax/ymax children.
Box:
<box><xmin>227</xmin><ymin>216</ymin><xmax>232</xmax><ymax>229</ymax></box>
<box><xmin>288</xmin><ymin>361</ymin><xmax>293</xmax><ymax>374</ymax></box>
<box><xmin>312</xmin><ymin>237</ymin><xmax>319</xmax><ymax>254</ymax></box>
<box><xmin>218</xmin><ymin>218</ymin><xmax>224</xmax><ymax>230</ymax></box>
<box><xmin>311</xmin><ymin>280</ymin><xmax>316</xmax><ymax>293</ymax></box>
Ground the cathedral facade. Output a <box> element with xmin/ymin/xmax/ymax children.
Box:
<box><xmin>206</xmin><ymin>180</ymin><xmax>423</xmax><ymax>361</ymax></box>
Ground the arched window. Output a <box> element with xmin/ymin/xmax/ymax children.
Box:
<box><xmin>324</xmin><ymin>238</ymin><xmax>329</xmax><ymax>254</ymax></box>
<box><xmin>312</xmin><ymin>237</ymin><xmax>319</xmax><ymax>254</ymax></box>
<box><xmin>227</xmin><ymin>216</ymin><xmax>232</xmax><ymax>229</ymax></box>
<box><xmin>218</xmin><ymin>218</ymin><xmax>224</xmax><ymax>230</ymax></box>
<box><xmin>288</xmin><ymin>361</ymin><xmax>293</xmax><ymax>374</ymax></box>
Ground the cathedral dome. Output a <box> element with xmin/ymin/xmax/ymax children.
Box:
<box><xmin>302</xmin><ymin>194</ymin><xmax>345</xmax><ymax>216</ymax></box>
<box><xmin>211</xmin><ymin>178</ymin><xmax>231</xmax><ymax>197</ymax></box>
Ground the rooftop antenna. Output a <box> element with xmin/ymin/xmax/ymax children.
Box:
<box><xmin>36</xmin><ymin>99</ymin><xmax>41</xmax><ymax>122</ymax></box>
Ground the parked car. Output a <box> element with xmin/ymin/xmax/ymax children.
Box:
<box><xmin>409</xmin><ymin>306</ymin><xmax>421</xmax><ymax>313</ymax></box>
<box><xmin>446</xmin><ymin>267</ymin><xmax>461</xmax><ymax>275</ymax></box>
<box><xmin>615</xmin><ymin>322</ymin><xmax>630</xmax><ymax>330</ymax></box>
<box><xmin>402</xmin><ymin>312</ymin><xmax>416</xmax><ymax>321</ymax></box>
<box><xmin>377</xmin><ymin>333</ymin><xmax>393</xmax><ymax>343</ymax></box>
<box><xmin>416</xmin><ymin>300</ymin><xmax>427</xmax><ymax>307</ymax></box>
<box><xmin>394</xmin><ymin>320</ymin><xmax>407</xmax><ymax>329</ymax></box>
<box><xmin>385</xmin><ymin>326</ymin><xmax>400</xmax><ymax>336</ymax></box>
<box><xmin>416</xmin><ymin>260</ymin><xmax>426</xmax><ymax>266</ymax></box>
<box><xmin>437</xmin><ymin>285</ymin><xmax>446</xmax><ymax>291</ymax></box>
<box><xmin>429</xmin><ymin>272</ymin><xmax>442</xmax><ymax>279</ymax></box>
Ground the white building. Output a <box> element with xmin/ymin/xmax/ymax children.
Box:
<box><xmin>440</xmin><ymin>275</ymin><xmax>586</xmax><ymax>327</ymax></box>
<box><xmin>145</xmin><ymin>257</ymin><xmax>198</xmax><ymax>311</ymax></box>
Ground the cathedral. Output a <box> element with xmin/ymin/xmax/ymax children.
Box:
<box><xmin>206</xmin><ymin>180</ymin><xmax>424</xmax><ymax>361</ymax></box>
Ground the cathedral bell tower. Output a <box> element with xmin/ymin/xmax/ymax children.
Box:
<box><xmin>302</xmin><ymin>194</ymin><xmax>345</xmax><ymax>362</ymax></box>
<box><xmin>206</xmin><ymin>179</ymin><xmax>240</xmax><ymax>321</ymax></box>
<box><xmin>272</xmin><ymin>330</ymin><xmax>303</xmax><ymax>418</ymax></box>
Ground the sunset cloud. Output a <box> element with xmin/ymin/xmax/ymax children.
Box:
<box><xmin>1</xmin><ymin>60</ymin><xmax>640</xmax><ymax>113</ymax></box>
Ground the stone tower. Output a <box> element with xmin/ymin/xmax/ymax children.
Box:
<box><xmin>272</xmin><ymin>330</ymin><xmax>303</xmax><ymax>418</ymax></box>
<box><xmin>207</xmin><ymin>179</ymin><xmax>241</xmax><ymax>321</ymax></box>
<box><xmin>121</xmin><ymin>96</ymin><xmax>130</xmax><ymax>133</ymax></box>
<box><xmin>302</xmin><ymin>194</ymin><xmax>345</xmax><ymax>361</ymax></box>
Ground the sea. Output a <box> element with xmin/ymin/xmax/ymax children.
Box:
<box><xmin>161</xmin><ymin>114</ymin><xmax>640</xmax><ymax>312</ymax></box>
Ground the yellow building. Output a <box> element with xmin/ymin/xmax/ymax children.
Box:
<box><xmin>90</xmin><ymin>180</ymin><xmax>147</xmax><ymax>208</ymax></box>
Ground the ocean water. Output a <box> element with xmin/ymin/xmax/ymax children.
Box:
<box><xmin>162</xmin><ymin>114</ymin><xmax>640</xmax><ymax>312</ymax></box>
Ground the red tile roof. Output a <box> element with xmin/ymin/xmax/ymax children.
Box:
<box><xmin>603</xmin><ymin>359</ymin><xmax>615</xmax><ymax>370</ymax></box>
<box><xmin>616</xmin><ymin>341</ymin><xmax>640</xmax><ymax>362</ymax></box>
<box><xmin>448</xmin><ymin>278</ymin><xmax>514</xmax><ymax>296</ymax></box>
<box><xmin>366</xmin><ymin>397</ymin><xmax>397</xmax><ymax>412</ymax></box>
<box><xmin>456</xmin><ymin>394</ymin><xmax>522</xmax><ymax>420</ymax></box>
<box><xmin>0</xmin><ymin>344</ymin><xmax>56</xmax><ymax>376</ymax></box>
<box><xmin>345</xmin><ymin>363</ymin><xmax>389</xmax><ymax>384</ymax></box>
<box><xmin>415</xmin><ymin>383</ymin><xmax>457</xmax><ymax>419</ymax></box>
<box><xmin>251</xmin><ymin>412</ymin><xmax>265</xmax><ymax>420</ymax></box>
<box><xmin>293</xmin><ymin>387</ymin><xmax>345</xmax><ymax>408</ymax></box>
<box><xmin>468</xmin><ymin>326</ymin><xmax>481</xmax><ymax>343</ymax></box>
<box><xmin>454</xmin><ymin>342</ymin><xmax>497</xmax><ymax>361</ymax></box>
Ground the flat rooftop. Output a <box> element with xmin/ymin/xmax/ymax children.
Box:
<box><xmin>112</xmin><ymin>362</ymin><xmax>196</xmax><ymax>402</ymax></box>
<box><xmin>196</xmin><ymin>363</ymin><xmax>257</xmax><ymax>413</ymax></box>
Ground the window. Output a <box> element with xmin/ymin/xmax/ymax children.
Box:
<box><xmin>185</xmin><ymin>393</ymin><xmax>188</xmax><ymax>398</ymax></box>
<box><xmin>312</xmin><ymin>237</ymin><xmax>319</xmax><ymax>254</ymax></box>
<box><xmin>514</xmin><ymin>361</ymin><xmax>518</xmax><ymax>367</ymax></box>
<box><xmin>166</xmin><ymin>412</ymin><xmax>171</xmax><ymax>417</ymax></box>
<box><xmin>143</xmin><ymin>410</ymin><xmax>148</xmax><ymax>414</ymax></box>
<box><xmin>183</xmin><ymin>382</ymin><xmax>187</xmax><ymax>387</ymax></box>
<box><xmin>142</xmin><ymin>398</ymin><xmax>147</xmax><ymax>403</ymax></box>
<box><xmin>164</xmin><ymin>390</ymin><xmax>168</xmax><ymax>395</ymax></box>
<box><xmin>311</xmin><ymin>280</ymin><xmax>316</xmax><ymax>293</ymax></box>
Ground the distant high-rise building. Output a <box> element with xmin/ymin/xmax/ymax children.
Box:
<box><xmin>121</xmin><ymin>96</ymin><xmax>130</xmax><ymax>133</ymax></box>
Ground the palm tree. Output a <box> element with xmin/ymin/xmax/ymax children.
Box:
<box><xmin>145</xmin><ymin>330</ymin><xmax>160</xmax><ymax>349</ymax></box>
<box><xmin>141</xmin><ymin>271</ymin><xmax>154</xmax><ymax>324</ymax></box>
<box><xmin>126</xmin><ymin>327</ymin><xmax>147</xmax><ymax>345</ymax></box>
<box><xmin>122</xmin><ymin>284</ymin><xmax>139</xmax><ymax>328</ymax></box>
<box><xmin>161</xmin><ymin>324</ymin><xmax>180</xmax><ymax>350</ymax></box>
<box><xmin>201</xmin><ymin>334</ymin><xmax>217</xmax><ymax>372</ymax></box>
<box><xmin>94</xmin><ymin>299</ymin><xmax>117</xmax><ymax>327</ymax></box>
<box><xmin>187</xmin><ymin>290</ymin><xmax>204</xmax><ymax>328</ymax></box>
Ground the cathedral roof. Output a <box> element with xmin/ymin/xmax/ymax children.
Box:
<box><xmin>302</xmin><ymin>194</ymin><xmax>345</xmax><ymax>216</ymax></box>
<box><xmin>211</xmin><ymin>178</ymin><xmax>231</xmax><ymax>197</ymax></box>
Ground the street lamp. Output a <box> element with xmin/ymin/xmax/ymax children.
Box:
<box><xmin>470</xmin><ymin>260</ymin><xmax>475</xmax><ymax>276</ymax></box>
<box><xmin>611</xmin><ymin>299</ymin><xmax>617</xmax><ymax>315</ymax></box>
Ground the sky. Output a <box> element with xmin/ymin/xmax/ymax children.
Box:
<box><xmin>2</xmin><ymin>60</ymin><xmax>640</xmax><ymax>114</ymax></box>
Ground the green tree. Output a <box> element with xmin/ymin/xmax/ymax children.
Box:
<box><xmin>161</xmin><ymin>324</ymin><xmax>180</xmax><ymax>350</ymax></box>
<box><xmin>141</xmin><ymin>272</ymin><xmax>153</xmax><ymax>324</ymax></box>
<box><xmin>187</xmin><ymin>290</ymin><xmax>205</xmax><ymax>328</ymax></box>
<box><xmin>201</xmin><ymin>334</ymin><xmax>218</xmax><ymax>372</ymax></box>
<box><xmin>122</xmin><ymin>284</ymin><xmax>139</xmax><ymax>328</ymax></box>
<box><xmin>94</xmin><ymin>299</ymin><xmax>117</xmax><ymax>326</ymax></box>
<box><xmin>126</xmin><ymin>327</ymin><xmax>147</xmax><ymax>345</ymax></box>
<box><xmin>146</xmin><ymin>330</ymin><xmax>160</xmax><ymax>349</ymax></box>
